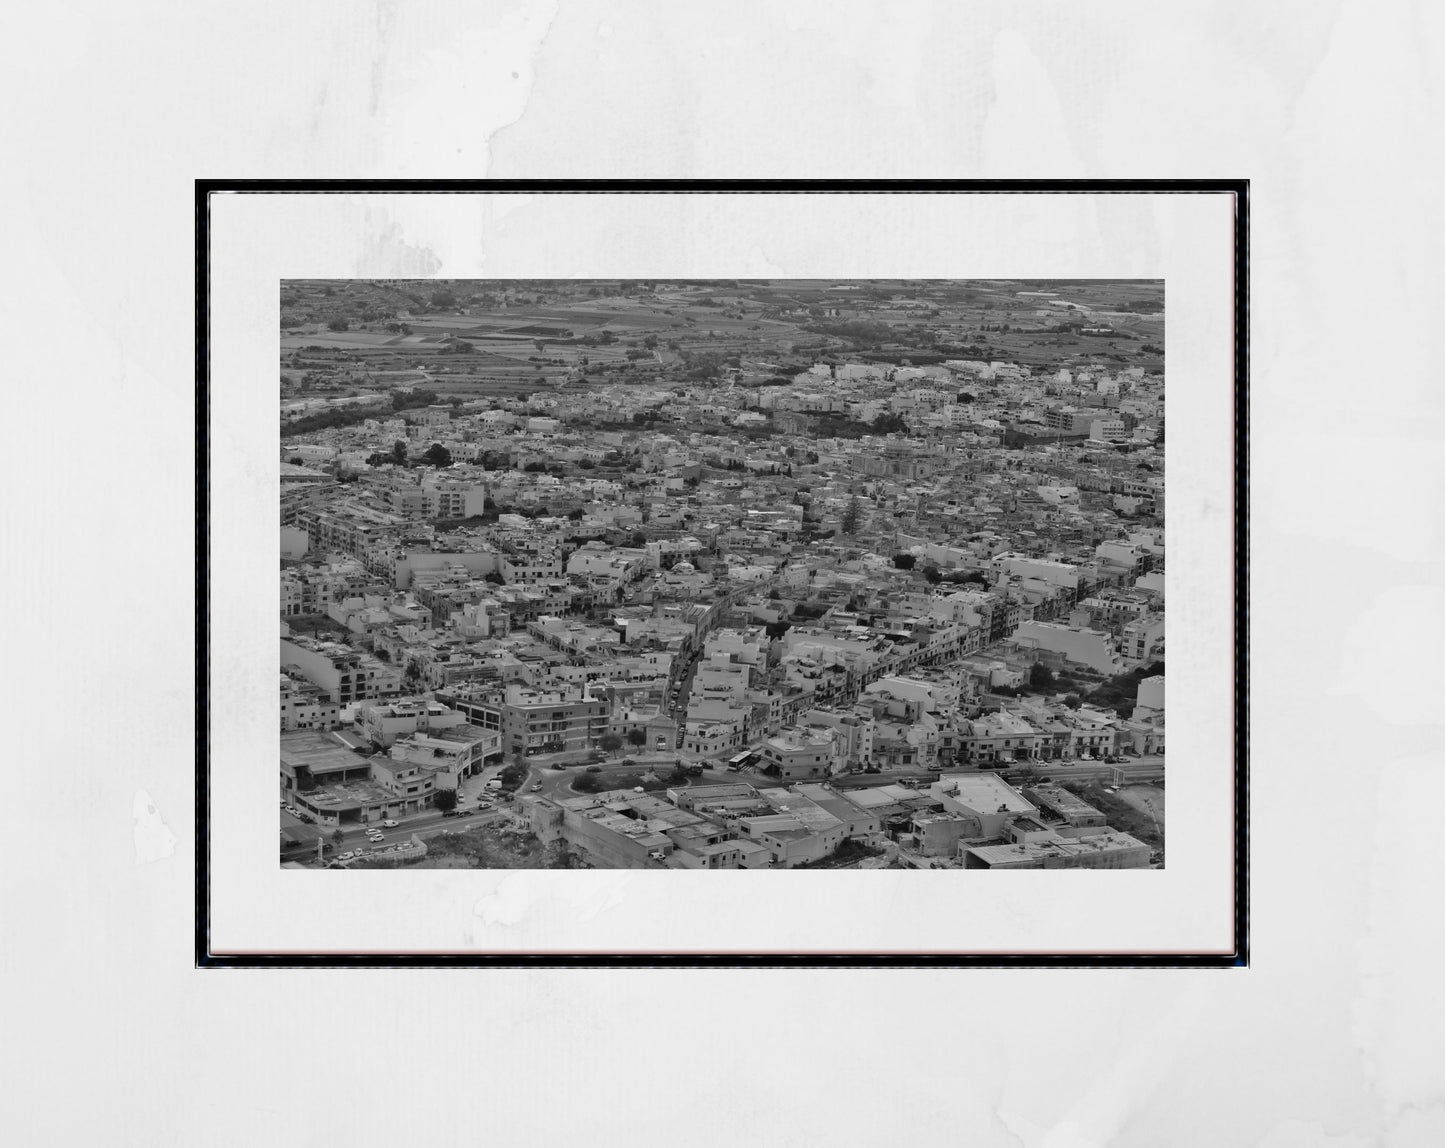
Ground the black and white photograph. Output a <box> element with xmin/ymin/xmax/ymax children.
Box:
<box><xmin>277</xmin><ymin>277</ymin><xmax>1170</xmax><ymax>874</ymax></box>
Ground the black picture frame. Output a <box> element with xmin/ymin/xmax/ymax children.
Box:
<box><xmin>197</xmin><ymin>179</ymin><xmax>1247</xmax><ymax>969</ymax></box>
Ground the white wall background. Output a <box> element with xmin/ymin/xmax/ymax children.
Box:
<box><xmin>3</xmin><ymin>2</ymin><xmax>1442</xmax><ymax>1146</ymax></box>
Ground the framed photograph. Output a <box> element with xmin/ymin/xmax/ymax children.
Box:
<box><xmin>199</xmin><ymin>179</ymin><xmax>1246</xmax><ymax>966</ymax></box>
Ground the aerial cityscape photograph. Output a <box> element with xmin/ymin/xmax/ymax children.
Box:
<box><xmin>278</xmin><ymin>279</ymin><xmax>1166</xmax><ymax>871</ymax></box>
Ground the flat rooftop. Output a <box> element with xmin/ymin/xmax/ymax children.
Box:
<box><xmin>969</xmin><ymin>830</ymin><xmax>1148</xmax><ymax>865</ymax></box>
<box><xmin>302</xmin><ymin>778</ymin><xmax>393</xmax><ymax>809</ymax></box>
<box><xmin>280</xmin><ymin>730</ymin><xmax>369</xmax><ymax>773</ymax></box>
<box><xmin>761</xmin><ymin>790</ymin><xmax>844</xmax><ymax>834</ymax></box>
<box><xmin>1028</xmin><ymin>784</ymin><xmax>1101</xmax><ymax>816</ymax></box>
<box><xmin>838</xmin><ymin>786</ymin><xmax>916</xmax><ymax>810</ymax></box>
<box><xmin>937</xmin><ymin>773</ymin><xmax>1036</xmax><ymax>815</ymax></box>
<box><xmin>680</xmin><ymin>783</ymin><xmax>758</xmax><ymax>800</ymax></box>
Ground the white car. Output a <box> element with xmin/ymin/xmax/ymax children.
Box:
<box><xmin>340</xmin><ymin>851</ymin><xmax>354</xmax><ymax>860</ymax></box>
<box><xmin>382</xmin><ymin>819</ymin><xmax>398</xmax><ymax>828</ymax></box>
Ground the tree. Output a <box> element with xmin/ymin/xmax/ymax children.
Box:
<box><xmin>1063</xmin><ymin>694</ymin><xmax>1083</xmax><ymax>710</ymax></box>
<box><xmin>390</xmin><ymin>440</ymin><xmax>408</xmax><ymax>465</ymax></box>
<box><xmin>572</xmin><ymin>772</ymin><xmax>601</xmax><ymax>794</ymax></box>
<box><xmin>947</xmin><ymin>569</ymin><xmax>989</xmax><ymax>588</ymax></box>
<box><xmin>892</xmin><ymin>553</ymin><xmax>917</xmax><ymax>570</ymax></box>
<box><xmin>545</xmin><ymin>840</ymin><xmax>582</xmax><ymax>869</ymax></box>
<box><xmin>922</xmin><ymin>565</ymin><xmax>943</xmax><ymax>585</ymax></box>
<box><xmin>1028</xmin><ymin>663</ymin><xmax>1056</xmax><ymax>690</ymax></box>
<box><xmin>498</xmin><ymin>761</ymin><xmax>528</xmax><ymax>790</ymax></box>
<box><xmin>841</xmin><ymin>492</ymin><xmax>862</xmax><ymax>535</ymax></box>
<box><xmin>429</xmin><ymin>289</ymin><xmax>457</xmax><ymax>309</ymax></box>
<box><xmin>423</xmin><ymin>442</ymin><xmax>452</xmax><ymax>468</ymax></box>
<box><xmin>626</xmin><ymin>728</ymin><xmax>647</xmax><ymax>748</ymax></box>
<box><xmin>432</xmin><ymin>789</ymin><xmax>458</xmax><ymax>812</ymax></box>
<box><xmin>288</xmin><ymin>456</ymin><xmax>303</xmax><ymax>467</ymax></box>
<box><xmin>403</xmin><ymin>657</ymin><xmax>425</xmax><ymax>688</ymax></box>
<box><xmin>599</xmin><ymin>733</ymin><xmax>623</xmax><ymax>754</ymax></box>
<box><xmin>326</xmin><ymin>318</ymin><xmax>349</xmax><ymax>331</ymax></box>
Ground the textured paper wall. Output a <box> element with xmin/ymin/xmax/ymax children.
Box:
<box><xmin>4</xmin><ymin>2</ymin><xmax>1442</xmax><ymax>1146</ymax></box>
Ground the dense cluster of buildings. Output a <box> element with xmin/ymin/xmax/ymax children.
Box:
<box><xmin>280</xmin><ymin>346</ymin><xmax>1165</xmax><ymax>869</ymax></box>
<box><xmin>526</xmin><ymin>773</ymin><xmax>1151</xmax><ymax>870</ymax></box>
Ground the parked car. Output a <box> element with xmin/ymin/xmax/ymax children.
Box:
<box><xmin>441</xmin><ymin>809</ymin><xmax>461</xmax><ymax>818</ymax></box>
<box><xmin>586</xmin><ymin>765</ymin><xmax>602</xmax><ymax>773</ymax></box>
<box><xmin>530</xmin><ymin>782</ymin><xmax>543</xmax><ymax>792</ymax></box>
<box><xmin>297</xmin><ymin>813</ymin><xmax>314</xmax><ymax>825</ymax></box>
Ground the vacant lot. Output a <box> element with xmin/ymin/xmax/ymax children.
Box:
<box><xmin>1114</xmin><ymin>785</ymin><xmax>1165</xmax><ymax>826</ymax></box>
<box><xmin>1063</xmin><ymin>780</ymin><xmax>1165</xmax><ymax>856</ymax></box>
<box><xmin>400</xmin><ymin>823</ymin><xmax>570</xmax><ymax>869</ymax></box>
